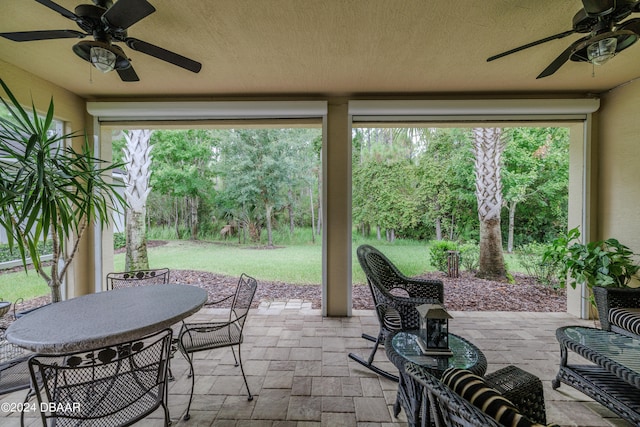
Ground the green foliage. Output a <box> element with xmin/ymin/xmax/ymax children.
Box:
<box><xmin>516</xmin><ymin>242</ymin><xmax>560</xmax><ymax>288</ymax></box>
<box><xmin>429</xmin><ymin>240</ymin><xmax>459</xmax><ymax>272</ymax></box>
<box><xmin>0</xmin><ymin>242</ymin><xmax>52</xmax><ymax>262</ymax></box>
<box><xmin>543</xmin><ymin>227</ymin><xmax>640</xmax><ymax>289</ymax></box>
<box><xmin>459</xmin><ymin>241</ymin><xmax>479</xmax><ymax>272</ymax></box>
<box><xmin>113</xmin><ymin>232</ymin><xmax>126</xmax><ymax>250</ymax></box>
<box><xmin>0</xmin><ymin>80</ymin><xmax>126</xmax><ymax>301</ymax></box>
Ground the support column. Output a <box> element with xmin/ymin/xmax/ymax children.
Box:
<box><xmin>322</xmin><ymin>99</ymin><xmax>351</xmax><ymax>317</ymax></box>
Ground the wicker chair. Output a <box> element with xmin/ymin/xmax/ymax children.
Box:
<box><xmin>107</xmin><ymin>268</ymin><xmax>170</xmax><ymax>290</ymax></box>
<box><xmin>405</xmin><ymin>363</ymin><xmax>557</xmax><ymax>427</ymax></box>
<box><xmin>0</xmin><ymin>326</ymin><xmax>31</xmax><ymax>396</ymax></box>
<box><xmin>28</xmin><ymin>328</ymin><xmax>173</xmax><ymax>427</ymax></box>
<box><xmin>593</xmin><ymin>285</ymin><xmax>640</xmax><ymax>336</ymax></box>
<box><xmin>177</xmin><ymin>273</ymin><xmax>258</xmax><ymax>421</ymax></box>
<box><xmin>348</xmin><ymin>244</ymin><xmax>444</xmax><ymax>381</ymax></box>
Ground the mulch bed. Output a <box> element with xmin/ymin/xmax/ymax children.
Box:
<box><xmin>1</xmin><ymin>248</ymin><xmax>565</xmax><ymax>328</ymax></box>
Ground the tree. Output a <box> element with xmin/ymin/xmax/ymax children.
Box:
<box><xmin>150</xmin><ymin>130</ymin><xmax>218</xmax><ymax>240</ymax></box>
<box><xmin>123</xmin><ymin>129</ymin><xmax>152</xmax><ymax>271</ymax></box>
<box><xmin>0</xmin><ymin>80</ymin><xmax>125</xmax><ymax>302</ymax></box>
<box><xmin>502</xmin><ymin>127</ymin><xmax>570</xmax><ymax>251</ymax></box>
<box><xmin>472</xmin><ymin>127</ymin><xmax>506</xmax><ymax>280</ymax></box>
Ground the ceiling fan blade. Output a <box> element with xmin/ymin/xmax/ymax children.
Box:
<box><xmin>536</xmin><ymin>38</ymin><xmax>586</xmax><ymax>79</ymax></box>
<box><xmin>125</xmin><ymin>37</ymin><xmax>202</xmax><ymax>73</ymax></box>
<box><xmin>581</xmin><ymin>0</ymin><xmax>615</xmax><ymax>16</ymax></box>
<box><xmin>35</xmin><ymin>0</ymin><xmax>80</xmax><ymax>21</ymax></box>
<box><xmin>117</xmin><ymin>66</ymin><xmax>140</xmax><ymax>82</ymax></box>
<box><xmin>487</xmin><ymin>29</ymin><xmax>576</xmax><ymax>62</ymax></box>
<box><xmin>0</xmin><ymin>29</ymin><xmax>86</xmax><ymax>42</ymax></box>
<box><xmin>618</xmin><ymin>18</ymin><xmax>640</xmax><ymax>35</ymax></box>
<box><xmin>102</xmin><ymin>0</ymin><xmax>156</xmax><ymax>30</ymax></box>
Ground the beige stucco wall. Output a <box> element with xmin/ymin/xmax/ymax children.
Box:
<box><xmin>1</xmin><ymin>60</ymin><xmax>95</xmax><ymax>298</ymax></box>
<box><xmin>597</xmin><ymin>79</ymin><xmax>640</xmax><ymax>286</ymax></box>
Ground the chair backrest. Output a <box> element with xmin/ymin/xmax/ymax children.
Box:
<box><xmin>229</xmin><ymin>273</ymin><xmax>258</xmax><ymax>328</ymax></box>
<box><xmin>107</xmin><ymin>268</ymin><xmax>170</xmax><ymax>290</ymax></box>
<box><xmin>29</xmin><ymin>328</ymin><xmax>173</xmax><ymax>426</ymax></box>
<box><xmin>405</xmin><ymin>362</ymin><xmax>502</xmax><ymax>427</ymax></box>
<box><xmin>357</xmin><ymin>244</ymin><xmax>443</xmax><ymax>330</ymax></box>
<box><xmin>0</xmin><ymin>327</ymin><xmax>31</xmax><ymax>396</ymax></box>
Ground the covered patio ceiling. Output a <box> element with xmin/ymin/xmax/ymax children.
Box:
<box><xmin>1</xmin><ymin>0</ymin><xmax>639</xmax><ymax>99</ymax></box>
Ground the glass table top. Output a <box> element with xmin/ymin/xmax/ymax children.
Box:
<box><xmin>391</xmin><ymin>330</ymin><xmax>484</xmax><ymax>373</ymax></box>
<box><xmin>560</xmin><ymin>326</ymin><xmax>640</xmax><ymax>375</ymax></box>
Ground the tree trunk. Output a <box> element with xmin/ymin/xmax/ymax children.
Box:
<box><xmin>125</xmin><ymin>209</ymin><xmax>148</xmax><ymax>271</ymax></box>
<box><xmin>288</xmin><ymin>189</ymin><xmax>295</xmax><ymax>233</ymax></box>
<box><xmin>377</xmin><ymin>225</ymin><xmax>381</xmax><ymax>240</ymax></box>
<box><xmin>265</xmin><ymin>204</ymin><xmax>274</xmax><ymax>247</ymax></box>
<box><xmin>473</xmin><ymin>127</ymin><xmax>506</xmax><ymax>280</ymax></box>
<box><xmin>189</xmin><ymin>195</ymin><xmax>199</xmax><ymax>240</ymax></box>
<box><xmin>123</xmin><ymin>129</ymin><xmax>153</xmax><ymax>272</ymax></box>
<box><xmin>435</xmin><ymin>217</ymin><xmax>442</xmax><ymax>240</ymax></box>
<box><xmin>309</xmin><ymin>187</ymin><xmax>316</xmax><ymax>243</ymax></box>
<box><xmin>507</xmin><ymin>200</ymin><xmax>517</xmax><ymax>253</ymax></box>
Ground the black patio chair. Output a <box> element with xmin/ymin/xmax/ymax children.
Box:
<box><xmin>177</xmin><ymin>273</ymin><xmax>258</xmax><ymax>420</ymax></box>
<box><xmin>0</xmin><ymin>326</ymin><xmax>31</xmax><ymax>396</ymax></box>
<box><xmin>28</xmin><ymin>328</ymin><xmax>173</xmax><ymax>427</ymax></box>
<box><xmin>107</xmin><ymin>268</ymin><xmax>170</xmax><ymax>290</ymax></box>
<box><xmin>349</xmin><ymin>244</ymin><xmax>443</xmax><ymax>381</ymax></box>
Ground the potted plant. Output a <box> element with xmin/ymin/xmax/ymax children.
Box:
<box><xmin>544</xmin><ymin>227</ymin><xmax>640</xmax><ymax>328</ymax></box>
<box><xmin>0</xmin><ymin>79</ymin><xmax>126</xmax><ymax>303</ymax></box>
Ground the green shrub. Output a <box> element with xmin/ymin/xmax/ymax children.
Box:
<box><xmin>113</xmin><ymin>232</ymin><xmax>127</xmax><ymax>250</ymax></box>
<box><xmin>517</xmin><ymin>242</ymin><xmax>560</xmax><ymax>288</ymax></box>
<box><xmin>459</xmin><ymin>242</ymin><xmax>479</xmax><ymax>272</ymax></box>
<box><xmin>429</xmin><ymin>240</ymin><xmax>459</xmax><ymax>272</ymax></box>
<box><xmin>0</xmin><ymin>241</ymin><xmax>53</xmax><ymax>263</ymax></box>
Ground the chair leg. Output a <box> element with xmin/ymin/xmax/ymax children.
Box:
<box><xmin>181</xmin><ymin>350</ymin><xmax>196</xmax><ymax>421</ymax></box>
<box><xmin>237</xmin><ymin>342</ymin><xmax>252</xmax><ymax>401</ymax></box>
<box><xmin>347</xmin><ymin>332</ymin><xmax>399</xmax><ymax>382</ymax></box>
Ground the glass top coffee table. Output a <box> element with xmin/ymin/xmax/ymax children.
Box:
<box><xmin>553</xmin><ymin>326</ymin><xmax>640</xmax><ymax>425</ymax></box>
<box><xmin>385</xmin><ymin>330</ymin><xmax>487</xmax><ymax>426</ymax></box>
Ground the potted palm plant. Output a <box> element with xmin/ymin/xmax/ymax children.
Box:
<box><xmin>0</xmin><ymin>79</ymin><xmax>125</xmax><ymax>303</ymax></box>
<box><xmin>544</xmin><ymin>227</ymin><xmax>640</xmax><ymax>327</ymax></box>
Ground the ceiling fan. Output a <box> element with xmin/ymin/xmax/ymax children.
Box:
<box><xmin>0</xmin><ymin>0</ymin><xmax>202</xmax><ymax>82</ymax></box>
<box><xmin>487</xmin><ymin>0</ymin><xmax>640</xmax><ymax>79</ymax></box>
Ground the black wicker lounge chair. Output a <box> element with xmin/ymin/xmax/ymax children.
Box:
<box><xmin>349</xmin><ymin>244</ymin><xmax>444</xmax><ymax>381</ymax></box>
<box><xmin>177</xmin><ymin>273</ymin><xmax>258</xmax><ymax>420</ymax></box>
<box><xmin>406</xmin><ymin>363</ymin><xmax>558</xmax><ymax>427</ymax></box>
<box><xmin>28</xmin><ymin>328</ymin><xmax>173</xmax><ymax>427</ymax></box>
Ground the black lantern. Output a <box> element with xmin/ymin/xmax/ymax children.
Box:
<box><xmin>417</xmin><ymin>304</ymin><xmax>453</xmax><ymax>353</ymax></box>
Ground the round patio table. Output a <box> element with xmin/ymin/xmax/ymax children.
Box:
<box><xmin>6</xmin><ymin>284</ymin><xmax>207</xmax><ymax>354</ymax></box>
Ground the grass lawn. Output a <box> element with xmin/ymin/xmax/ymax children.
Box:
<box><xmin>0</xmin><ymin>239</ymin><xmax>526</xmax><ymax>302</ymax></box>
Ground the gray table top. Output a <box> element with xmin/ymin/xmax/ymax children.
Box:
<box><xmin>6</xmin><ymin>284</ymin><xmax>208</xmax><ymax>354</ymax></box>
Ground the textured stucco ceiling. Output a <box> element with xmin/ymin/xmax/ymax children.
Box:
<box><xmin>1</xmin><ymin>0</ymin><xmax>639</xmax><ymax>99</ymax></box>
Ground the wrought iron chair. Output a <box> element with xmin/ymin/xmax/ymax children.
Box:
<box><xmin>177</xmin><ymin>273</ymin><xmax>258</xmax><ymax>420</ymax></box>
<box><xmin>0</xmin><ymin>326</ymin><xmax>31</xmax><ymax>396</ymax></box>
<box><xmin>349</xmin><ymin>244</ymin><xmax>444</xmax><ymax>381</ymax></box>
<box><xmin>106</xmin><ymin>267</ymin><xmax>170</xmax><ymax>290</ymax></box>
<box><xmin>28</xmin><ymin>328</ymin><xmax>173</xmax><ymax>427</ymax></box>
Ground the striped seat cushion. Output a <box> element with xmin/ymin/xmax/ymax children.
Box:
<box><xmin>609</xmin><ymin>308</ymin><xmax>640</xmax><ymax>336</ymax></box>
<box><xmin>442</xmin><ymin>368</ymin><xmax>558</xmax><ymax>427</ymax></box>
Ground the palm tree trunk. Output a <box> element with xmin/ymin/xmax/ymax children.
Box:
<box><xmin>473</xmin><ymin>127</ymin><xmax>506</xmax><ymax>280</ymax></box>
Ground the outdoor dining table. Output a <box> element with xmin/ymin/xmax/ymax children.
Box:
<box><xmin>5</xmin><ymin>284</ymin><xmax>207</xmax><ymax>354</ymax></box>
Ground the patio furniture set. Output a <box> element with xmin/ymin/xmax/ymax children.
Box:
<box><xmin>0</xmin><ymin>268</ymin><xmax>258</xmax><ymax>426</ymax></box>
<box><xmin>351</xmin><ymin>244</ymin><xmax>640</xmax><ymax>427</ymax></box>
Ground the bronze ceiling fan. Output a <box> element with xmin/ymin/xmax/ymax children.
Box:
<box><xmin>0</xmin><ymin>0</ymin><xmax>202</xmax><ymax>82</ymax></box>
<box><xmin>487</xmin><ymin>0</ymin><xmax>640</xmax><ymax>78</ymax></box>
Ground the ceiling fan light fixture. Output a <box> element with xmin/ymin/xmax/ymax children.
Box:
<box><xmin>587</xmin><ymin>36</ymin><xmax>617</xmax><ymax>65</ymax></box>
<box><xmin>89</xmin><ymin>46</ymin><xmax>116</xmax><ymax>73</ymax></box>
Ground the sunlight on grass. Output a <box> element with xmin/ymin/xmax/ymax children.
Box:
<box><xmin>0</xmin><ymin>268</ymin><xmax>50</xmax><ymax>302</ymax></box>
<box><xmin>0</xmin><ymin>239</ymin><xmax>528</xmax><ymax>301</ymax></box>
